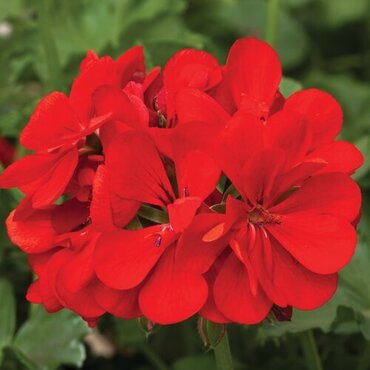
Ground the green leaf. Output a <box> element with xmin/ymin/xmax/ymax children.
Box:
<box><xmin>280</xmin><ymin>77</ymin><xmax>303</xmax><ymax>97</ymax></box>
<box><xmin>260</xmin><ymin>298</ymin><xmax>338</xmax><ymax>337</ymax></box>
<box><xmin>333</xmin><ymin>228</ymin><xmax>370</xmax><ymax>340</ymax></box>
<box><xmin>1</xmin><ymin>346</ymin><xmax>37</xmax><ymax>370</ymax></box>
<box><xmin>115</xmin><ymin>319</ymin><xmax>146</xmax><ymax>347</ymax></box>
<box><xmin>0</xmin><ymin>0</ymin><xmax>23</xmax><ymax>21</ymax></box>
<box><xmin>321</xmin><ymin>0</ymin><xmax>368</xmax><ymax>28</ymax></box>
<box><xmin>13</xmin><ymin>307</ymin><xmax>89</xmax><ymax>370</ymax></box>
<box><xmin>0</xmin><ymin>279</ymin><xmax>16</xmax><ymax>352</ymax></box>
<box><xmin>173</xmin><ymin>355</ymin><xmax>216</xmax><ymax>370</ymax></box>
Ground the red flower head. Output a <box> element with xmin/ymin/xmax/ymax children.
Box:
<box><xmin>0</xmin><ymin>46</ymin><xmax>149</xmax><ymax>209</ymax></box>
<box><xmin>1</xmin><ymin>38</ymin><xmax>364</xmax><ymax>329</ymax></box>
<box><xmin>179</xmin><ymin>108</ymin><xmax>362</xmax><ymax>324</ymax></box>
<box><xmin>92</xmin><ymin>130</ymin><xmax>222</xmax><ymax>324</ymax></box>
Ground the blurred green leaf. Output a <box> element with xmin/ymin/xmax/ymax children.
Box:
<box><xmin>13</xmin><ymin>307</ymin><xmax>89</xmax><ymax>370</ymax></box>
<box><xmin>0</xmin><ymin>0</ymin><xmax>23</xmax><ymax>21</ymax></box>
<box><xmin>1</xmin><ymin>346</ymin><xmax>37</xmax><ymax>370</ymax></box>
<box><xmin>115</xmin><ymin>319</ymin><xmax>146</xmax><ymax>347</ymax></box>
<box><xmin>173</xmin><ymin>355</ymin><xmax>216</xmax><ymax>370</ymax></box>
<box><xmin>43</xmin><ymin>0</ymin><xmax>188</xmax><ymax>69</ymax></box>
<box><xmin>261</xmin><ymin>299</ymin><xmax>338</xmax><ymax>337</ymax></box>
<box><xmin>0</xmin><ymin>279</ymin><xmax>16</xmax><ymax>363</ymax></box>
<box><xmin>333</xmin><ymin>230</ymin><xmax>370</xmax><ymax>340</ymax></box>
<box><xmin>321</xmin><ymin>0</ymin><xmax>369</xmax><ymax>28</ymax></box>
<box><xmin>280</xmin><ymin>77</ymin><xmax>303</xmax><ymax>97</ymax></box>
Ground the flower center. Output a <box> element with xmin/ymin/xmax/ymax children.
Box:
<box><xmin>248</xmin><ymin>204</ymin><xmax>281</xmax><ymax>226</ymax></box>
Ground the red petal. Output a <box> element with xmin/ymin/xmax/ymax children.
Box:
<box><xmin>213</xmin><ymin>253</ymin><xmax>272</xmax><ymax>324</ymax></box>
<box><xmin>215</xmin><ymin>111</ymin><xmax>264</xmax><ymax>190</ymax></box>
<box><xmin>26</xmin><ymin>280</ymin><xmax>43</xmax><ymax>304</ymax></box>
<box><xmin>70</xmin><ymin>56</ymin><xmax>117</xmax><ymax>121</ymax></box>
<box><xmin>199</xmin><ymin>252</ymin><xmax>230</xmax><ymax>324</ymax></box>
<box><xmin>90</xmin><ymin>165</ymin><xmax>140</xmax><ymax>231</ymax></box>
<box><xmin>106</xmin><ymin>131</ymin><xmax>175</xmax><ymax>206</ymax></box>
<box><xmin>176</xmin><ymin>213</ymin><xmax>229</xmax><ymax>273</ymax></box>
<box><xmin>92</xmin><ymin>85</ymin><xmax>147</xmax><ymax>128</ymax></box>
<box><xmin>307</xmin><ymin>141</ymin><xmax>364</xmax><ymax>175</ymax></box>
<box><xmin>252</xmin><ymin>235</ymin><xmax>338</xmax><ymax>309</ymax></box>
<box><xmin>240</xmin><ymin>148</ymin><xmax>286</xmax><ymax>206</ymax></box>
<box><xmin>30</xmin><ymin>148</ymin><xmax>78</xmax><ymax>208</ymax></box>
<box><xmin>91</xmin><ymin>279</ymin><xmax>141</xmax><ymax>319</ymax></box>
<box><xmin>20</xmin><ymin>92</ymin><xmax>82</xmax><ymax>151</ymax></box>
<box><xmin>79</xmin><ymin>50</ymin><xmax>99</xmax><ymax>72</ymax></box>
<box><xmin>284</xmin><ymin>88</ymin><xmax>342</xmax><ymax>147</ymax></box>
<box><xmin>54</xmin><ymin>232</ymin><xmax>97</xmax><ymax>294</ymax></box>
<box><xmin>175</xmin><ymin>150</ymin><xmax>220</xmax><ymax>201</ymax></box>
<box><xmin>164</xmin><ymin>49</ymin><xmax>222</xmax><ymax>120</ymax></box>
<box><xmin>51</xmin><ymin>199</ymin><xmax>89</xmax><ymax>234</ymax></box>
<box><xmin>266</xmin><ymin>213</ymin><xmax>357</xmax><ymax>274</ymax></box>
<box><xmin>7</xmin><ymin>208</ymin><xmax>55</xmax><ymax>253</ymax></box>
<box><xmin>139</xmin><ymin>246</ymin><xmax>208</xmax><ymax>324</ymax></box>
<box><xmin>266</xmin><ymin>160</ymin><xmax>327</xmax><ymax>208</ymax></box>
<box><xmin>271</xmin><ymin>173</ymin><xmax>361</xmax><ymax>222</ymax></box>
<box><xmin>116</xmin><ymin>46</ymin><xmax>146</xmax><ymax>87</ymax></box>
<box><xmin>167</xmin><ymin>197</ymin><xmax>202</xmax><ymax>233</ymax></box>
<box><xmin>94</xmin><ymin>226</ymin><xmax>177</xmax><ymax>290</ymax></box>
<box><xmin>31</xmin><ymin>278</ymin><xmax>63</xmax><ymax>313</ymax></box>
<box><xmin>225</xmin><ymin>38</ymin><xmax>282</xmax><ymax>112</ymax></box>
<box><xmin>49</xmin><ymin>248</ymin><xmax>105</xmax><ymax>318</ymax></box>
<box><xmin>176</xmin><ymin>88</ymin><xmax>230</xmax><ymax>126</ymax></box>
<box><xmin>264</xmin><ymin>110</ymin><xmax>312</xmax><ymax>165</ymax></box>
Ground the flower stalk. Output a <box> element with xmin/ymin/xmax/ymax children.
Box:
<box><xmin>212</xmin><ymin>328</ymin><xmax>234</xmax><ymax>370</ymax></box>
<box><xmin>265</xmin><ymin>0</ymin><xmax>280</xmax><ymax>47</ymax></box>
<box><xmin>37</xmin><ymin>0</ymin><xmax>62</xmax><ymax>90</ymax></box>
<box><xmin>300</xmin><ymin>330</ymin><xmax>324</xmax><ymax>370</ymax></box>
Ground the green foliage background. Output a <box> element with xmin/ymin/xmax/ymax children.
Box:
<box><xmin>0</xmin><ymin>0</ymin><xmax>370</xmax><ymax>369</ymax></box>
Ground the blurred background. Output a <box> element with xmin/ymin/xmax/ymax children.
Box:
<box><xmin>1</xmin><ymin>0</ymin><xmax>370</xmax><ymax>369</ymax></box>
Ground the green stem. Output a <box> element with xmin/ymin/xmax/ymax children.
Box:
<box><xmin>300</xmin><ymin>330</ymin><xmax>324</xmax><ymax>370</ymax></box>
<box><xmin>139</xmin><ymin>342</ymin><xmax>169</xmax><ymax>370</ymax></box>
<box><xmin>37</xmin><ymin>0</ymin><xmax>62</xmax><ymax>90</ymax></box>
<box><xmin>213</xmin><ymin>330</ymin><xmax>234</xmax><ymax>370</ymax></box>
<box><xmin>264</xmin><ymin>0</ymin><xmax>280</xmax><ymax>47</ymax></box>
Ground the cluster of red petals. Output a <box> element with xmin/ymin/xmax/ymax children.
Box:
<box><xmin>0</xmin><ymin>38</ymin><xmax>363</xmax><ymax>326</ymax></box>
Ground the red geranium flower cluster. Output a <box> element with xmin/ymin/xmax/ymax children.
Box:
<box><xmin>0</xmin><ymin>38</ymin><xmax>363</xmax><ymax>327</ymax></box>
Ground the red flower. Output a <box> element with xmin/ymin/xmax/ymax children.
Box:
<box><xmin>0</xmin><ymin>46</ymin><xmax>148</xmax><ymax>209</ymax></box>
<box><xmin>1</xmin><ymin>38</ymin><xmax>364</xmax><ymax>328</ymax></box>
<box><xmin>92</xmin><ymin>130</ymin><xmax>221</xmax><ymax>324</ymax></box>
<box><xmin>178</xmin><ymin>111</ymin><xmax>362</xmax><ymax>324</ymax></box>
<box><xmin>214</xmin><ymin>38</ymin><xmax>283</xmax><ymax>118</ymax></box>
<box><xmin>159</xmin><ymin>48</ymin><xmax>222</xmax><ymax>126</ymax></box>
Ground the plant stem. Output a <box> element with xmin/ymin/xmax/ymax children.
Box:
<box><xmin>139</xmin><ymin>342</ymin><xmax>169</xmax><ymax>370</ymax></box>
<box><xmin>213</xmin><ymin>330</ymin><xmax>234</xmax><ymax>370</ymax></box>
<box><xmin>37</xmin><ymin>0</ymin><xmax>62</xmax><ymax>90</ymax></box>
<box><xmin>300</xmin><ymin>330</ymin><xmax>324</xmax><ymax>370</ymax></box>
<box><xmin>264</xmin><ymin>0</ymin><xmax>280</xmax><ymax>47</ymax></box>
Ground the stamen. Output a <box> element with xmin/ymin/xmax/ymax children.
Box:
<box><xmin>248</xmin><ymin>204</ymin><xmax>281</xmax><ymax>226</ymax></box>
<box><xmin>183</xmin><ymin>187</ymin><xmax>189</xmax><ymax>197</ymax></box>
<box><xmin>154</xmin><ymin>235</ymin><xmax>162</xmax><ymax>247</ymax></box>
